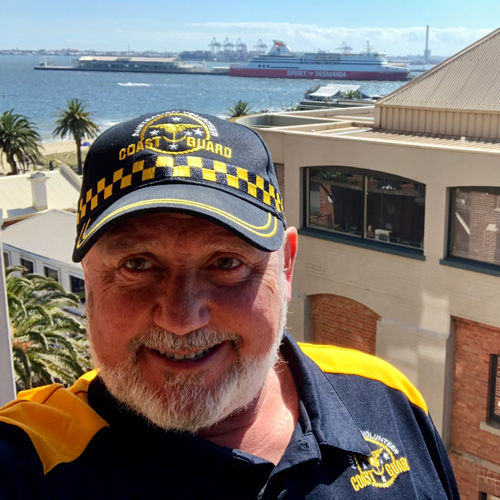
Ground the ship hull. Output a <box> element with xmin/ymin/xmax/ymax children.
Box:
<box><xmin>229</xmin><ymin>67</ymin><xmax>407</xmax><ymax>81</ymax></box>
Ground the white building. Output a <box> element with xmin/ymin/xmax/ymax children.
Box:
<box><xmin>0</xmin><ymin>165</ymin><xmax>80</xmax><ymax>224</ymax></box>
<box><xmin>1</xmin><ymin>210</ymin><xmax>84</xmax><ymax>302</ymax></box>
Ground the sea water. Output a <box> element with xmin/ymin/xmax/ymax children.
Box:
<box><xmin>0</xmin><ymin>55</ymin><xmax>406</xmax><ymax>141</ymax></box>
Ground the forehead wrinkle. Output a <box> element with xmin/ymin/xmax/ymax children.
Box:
<box><xmin>163</xmin><ymin>227</ymin><xmax>264</xmax><ymax>258</ymax></box>
<box><xmin>101</xmin><ymin>233</ymin><xmax>161</xmax><ymax>253</ymax></box>
<box><xmin>97</xmin><ymin>213</ymin><xmax>268</xmax><ymax>257</ymax></box>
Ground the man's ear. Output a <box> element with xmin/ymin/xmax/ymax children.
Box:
<box><xmin>283</xmin><ymin>227</ymin><xmax>298</xmax><ymax>301</ymax></box>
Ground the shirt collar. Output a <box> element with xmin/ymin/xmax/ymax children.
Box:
<box><xmin>280</xmin><ymin>332</ymin><xmax>371</xmax><ymax>457</ymax></box>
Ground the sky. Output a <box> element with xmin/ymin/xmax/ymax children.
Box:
<box><xmin>1</xmin><ymin>0</ymin><xmax>498</xmax><ymax>57</ymax></box>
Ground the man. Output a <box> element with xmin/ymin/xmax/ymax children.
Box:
<box><xmin>0</xmin><ymin>110</ymin><xmax>459</xmax><ymax>499</ymax></box>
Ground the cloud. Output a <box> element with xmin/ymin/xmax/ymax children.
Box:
<box><xmin>186</xmin><ymin>22</ymin><xmax>494</xmax><ymax>55</ymax></box>
<box><xmin>17</xmin><ymin>21</ymin><xmax>492</xmax><ymax>54</ymax></box>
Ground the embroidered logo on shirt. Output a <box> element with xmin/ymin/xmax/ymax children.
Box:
<box><xmin>349</xmin><ymin>431</ymin><xmax>410</xmax><ymax>492</ymax></box>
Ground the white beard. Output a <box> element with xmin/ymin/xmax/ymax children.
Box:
<box><xmin>90</xmin><ymin>327</ymin><xmax>284</xmax><ymax>433</ymax></box>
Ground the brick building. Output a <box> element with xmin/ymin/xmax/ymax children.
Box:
<box><xmin>450</xmin><ymin>319</ymin><xmax>500</xmax><ymax>500</ymax></box>
<box><xmin>238</xmin><ymin>28</ymin><xmax>500</xmax><ymax>499</ymax></box>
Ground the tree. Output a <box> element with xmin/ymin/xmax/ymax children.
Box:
<box><xmin>226</xmin><ymin>100</ymin><xmax>253</xmax><ymax>118</ymax></box>
<box><xmin>5</xmin><ymin>266</ymin><xmax>92</xmax><ymax>391</ymax></box>
<box><xmin>343</xmin><ymin>90</ymin><xmax>361</xmax><ymax>100</ymax></box>
<box><xmin>53</xmin><ymin>98</ymin><xmax>99</xmax><ymax>175</ymax></box>
<box><xmin>0</xmin><ymin>110</ymin><xmax>43</xmax><ymax>175</ymax></box>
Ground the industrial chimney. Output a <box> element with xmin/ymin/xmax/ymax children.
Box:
<box><xmin>424</xmin><ymin>25</ymin><xmax>431</xmax><ymax>64</ymax></box>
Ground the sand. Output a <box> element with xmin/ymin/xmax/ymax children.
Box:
<box><xmin>0</xmin><ymin>140</ymin><xmax>89</xmax><ymax>174</ymax></box>
<box><xmin>41</xmin><ymin>140</ymin><xmax>79</xmax><ymax>155</ymax></box>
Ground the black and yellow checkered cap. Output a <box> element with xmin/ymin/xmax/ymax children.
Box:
<box><xmin>72</xmin><ymin>110</ymin><xmax>285</xmax><ymax>262</ymax></box>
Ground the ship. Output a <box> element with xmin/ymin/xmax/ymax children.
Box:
<box><xmin>229</xmin><ymin>40</ymin><xmax>409</xmax><ymax>81</ymax></box>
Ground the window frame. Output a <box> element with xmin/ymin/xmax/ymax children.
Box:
<box><xmin>43</xmin><ymin>265</ymin><xmax>60</xmax><ymax>283</ymax></box>
<box><xmin>489</xmin><ymin>354</ymin><xmax>500</xmax><ymax>425</ymax></box>
<box><xmin>445</xmin><ymin>187</ymin><xmax>500</xmax><ymax>274</ymax></box>
<box><xmin>303</xmin><ymin>166</ymin><xmax>425</xmax><ymax>258</ymax></box>
<box><xmin>69</xmin><ymin>274</ymin><xmax>86</xmax><ymax>303</ymax></box>
<box><xmin>19</xmin><ymin>256</ymin><xmax>35</xmax><ymax>274</ymax></box>
<box><xmin>2</xmin><ymin>250</ymin><xmax>10</xmax><ymax>268</ymax></box>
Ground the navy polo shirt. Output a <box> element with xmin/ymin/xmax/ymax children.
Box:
<box><xmin>0</xmin><ymin>333</ymin><xmax>459</xmax><ymax>499</ymax></box>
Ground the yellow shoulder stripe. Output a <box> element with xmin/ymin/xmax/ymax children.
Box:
<box><xmin>0</xmin><ymin>370</ymin><xmax>108</xmax><ymax>474</ymax></box>
<box><xmin>299</xmin><ymin>343</ymin><xmax>428</xmax><ymax>414</ymax></box>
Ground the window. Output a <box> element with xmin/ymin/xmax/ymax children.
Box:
<box><xmin>20</xmin><ymin>257</ymin><xmax>34</xmax><ymax>274</ymax></box>
<box><xmin>70</xmin><ymin>275</ymin><xmax>86</xmax><ymax>303</ymax></box>
<box><xmin>489</xmin><ymin>355</ymin><xmax>500</xmax><ymax>424</ymax></box>
<box><xmin>306</xmin><ymin>167</ymin><xmax>426</xmax><ymax>250</ymax></box>
<box><xmin>43</xmin><ymin>266</ymin><xmax>60</xmax><ymax>283</ymax></box>
<box><xmin>449</xmin><ymin>187</ymin><xmax>500</xmax><ymax>268</ymax></box>
<box><xmin>2</xmin><ymin>251</ymin><xmax>10</xmax><ymax>267</ymax></box>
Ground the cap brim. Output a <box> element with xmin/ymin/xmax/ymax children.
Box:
<box><xmin>73</xmin><ymin>183</ymin><xmax>284</xmax><ymax>261</ymax></box>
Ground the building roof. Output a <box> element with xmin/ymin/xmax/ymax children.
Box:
<box><xmin>307</xmin><ymin>84</ymin><xmax>362</xmax><ymax>99</ymax></box>
<box><xmin>336</xmin><ymin>128</ymin><xmax>500</xmax><ymax>152</ymax></box>
<box><xmin>1</xmin><ymin>209</ymin><xmax>77</xmax><ymax>267</ymax></box>
<box><xmin>0</xmin><ymin>166</ymin><xmax>80</xmax><ymax>221</ymax></box>
<box><xmin>376</xmin><ymin>28</ymin><xmax>500</xmax><ymax>112</ymax></box>
<box><xmin>79</xmin><ymin>56</ymin><xmax>176</xmax><ymax>63</ymax></box>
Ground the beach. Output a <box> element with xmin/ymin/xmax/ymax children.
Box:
<box><xmin>41</xmin><ymin>141</ymin><xmax>79</xmax><ymax>155</ymax></box>
<box><xmin>0</xmin><ymin>141</ymin><xmax>84</xmax><ymax>175</ymax></box>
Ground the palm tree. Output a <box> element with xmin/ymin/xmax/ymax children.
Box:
<box><xmin>0</xmin><ymin>110</ymin><xmax>43</xmax><ymax>175</ymax></box>
<box><xmin>226</xmin><ymin>100</ymin><xmax>253</xmax><ymax>118</ymax></box>
<box><xmin>5</xmin><ymin>266</ymin><xmax>92</xmax><ymax>391</ymax></box>
<box><xmin>343</xmin><ymin>90</ymin><xmax>361</xmax><ymax>100</ymax></box>
<box><xmin>53</xmin><ymin>98</ymin><xmax>99</xmax><ymax>175</ymax></box>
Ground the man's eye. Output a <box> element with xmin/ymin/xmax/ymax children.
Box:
<box><xmin>213</xmin><ymin>257</ymin><xmax>241</xmax><ymax>270</ymax></box>
<box><xmin>123</xmin><ymin>258</ymin><xmax>153</xmax><ymax>271</ymax></box>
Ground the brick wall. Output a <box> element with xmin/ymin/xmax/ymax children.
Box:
<box><xmin>450</xmin><ymin>318</ymin><xmax>500</xmax><ymax>500</ymax></box>
<box><xmin>310</xmin><ymin>294</ymin><xmax>379</xmax><ymax>354</ymax></box>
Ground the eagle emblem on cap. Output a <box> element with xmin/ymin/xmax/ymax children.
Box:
<box><xmin>149</xmin><ymin>123</ymin><xmax>203</xmax><ymax>143</ymax></box>
<box><xmin>139</xmin><ymin>112</ymin><xmax>211</xmax><ymax>155</ymax></box>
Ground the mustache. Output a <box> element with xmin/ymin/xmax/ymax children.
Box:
<box><xmin>130</xmin><ymin>327</ymin><xmax>241</xmax><ymax>353</ymax></box>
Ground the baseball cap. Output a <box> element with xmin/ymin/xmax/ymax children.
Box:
<box><xmin>72</xmin><ymin>109</ymin><xmax>285</xmax><ymax>262</ymax></box>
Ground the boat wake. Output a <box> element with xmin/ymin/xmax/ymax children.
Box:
<box><xmin>117</xmin><ymin>82</ymin><xmax>151</xmax><ymax>87</ymax></box>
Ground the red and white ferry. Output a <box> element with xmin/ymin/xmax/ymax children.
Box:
<box><xmin>229</xmin><ymin>40</ymin><xmax>409</xmax><ymax>81</ymax></box>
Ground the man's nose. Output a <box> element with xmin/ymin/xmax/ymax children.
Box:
<box><xmin>152</xmin><ymin>273</ymin><xmax>210</xmax><ymax>335</ymax></box>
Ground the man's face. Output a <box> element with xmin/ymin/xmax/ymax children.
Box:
<box><xmin>82</xmin><ymin>213</ymin><xmax>296</xmax><ymax>432</ymax></box>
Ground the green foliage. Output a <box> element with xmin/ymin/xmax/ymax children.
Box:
<box><xmin>53</xmin><ymin>98</ymin><xmax>99</xmax><ymax>175</ymax></box>
<box><xmin>343</xmin><ymin>90</ymin><xmax>362</xmax><ymax>99</ymax></box>
<box><xmin>226</xmin><ymin>100</ymin><xmax>253</xmax><ymax>118</ymax></box>
<box><xmin>5</xmin><ymin>266</ymin><xmax>91</xmax><ymax>391</ymax></box>
<box><xmin>0</xmin><ymin>110</ymin><xmax>43</xmax><ymax>175</ymax></box>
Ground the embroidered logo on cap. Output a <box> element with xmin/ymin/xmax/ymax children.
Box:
<box><xmin>119</xmin><ymin>111</ymin><xmax>232</xmax><ymax>160</ymax></box>
<box><xmin>349</xmin><ymin>431</ymin><xmax>410</xmax><ymax>492</ymax></box>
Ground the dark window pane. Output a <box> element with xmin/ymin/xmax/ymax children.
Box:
<box><xmin>366</xmin><ymin>177</ymin><xmax>425</xmax><ymax>248</ymax></box>
<box><xmin>2</xmin><ymin>252</ymin><xmax>10</xmax><ymax>267</ymax></box>
<box><xmin>306</xmin><ymin>167</ymin><xmax>425</xmax><ymax>250</ymax></box>
<box><xmin>20</xmin><ymin>258</ymin><xmax>34</xmax><ymax>274</ymax></box>
<box><xmin>43</xmin><ymin>266</ymin><xmax>59</xmax><ymax>283</ymax></box>
<box><xmin>450</xmin><ymin>187</ymin><xmax>500</xmax><ymax>266</ymax></box>
<box><xmin>70</xmin><ymin>275</ymin><xmax>86</xmax><ymax>303</ymax></box>
<box><xmin>308</xmin><ymin>168</ymin><xmax>363</xmax><ymax>237</ymax></box>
